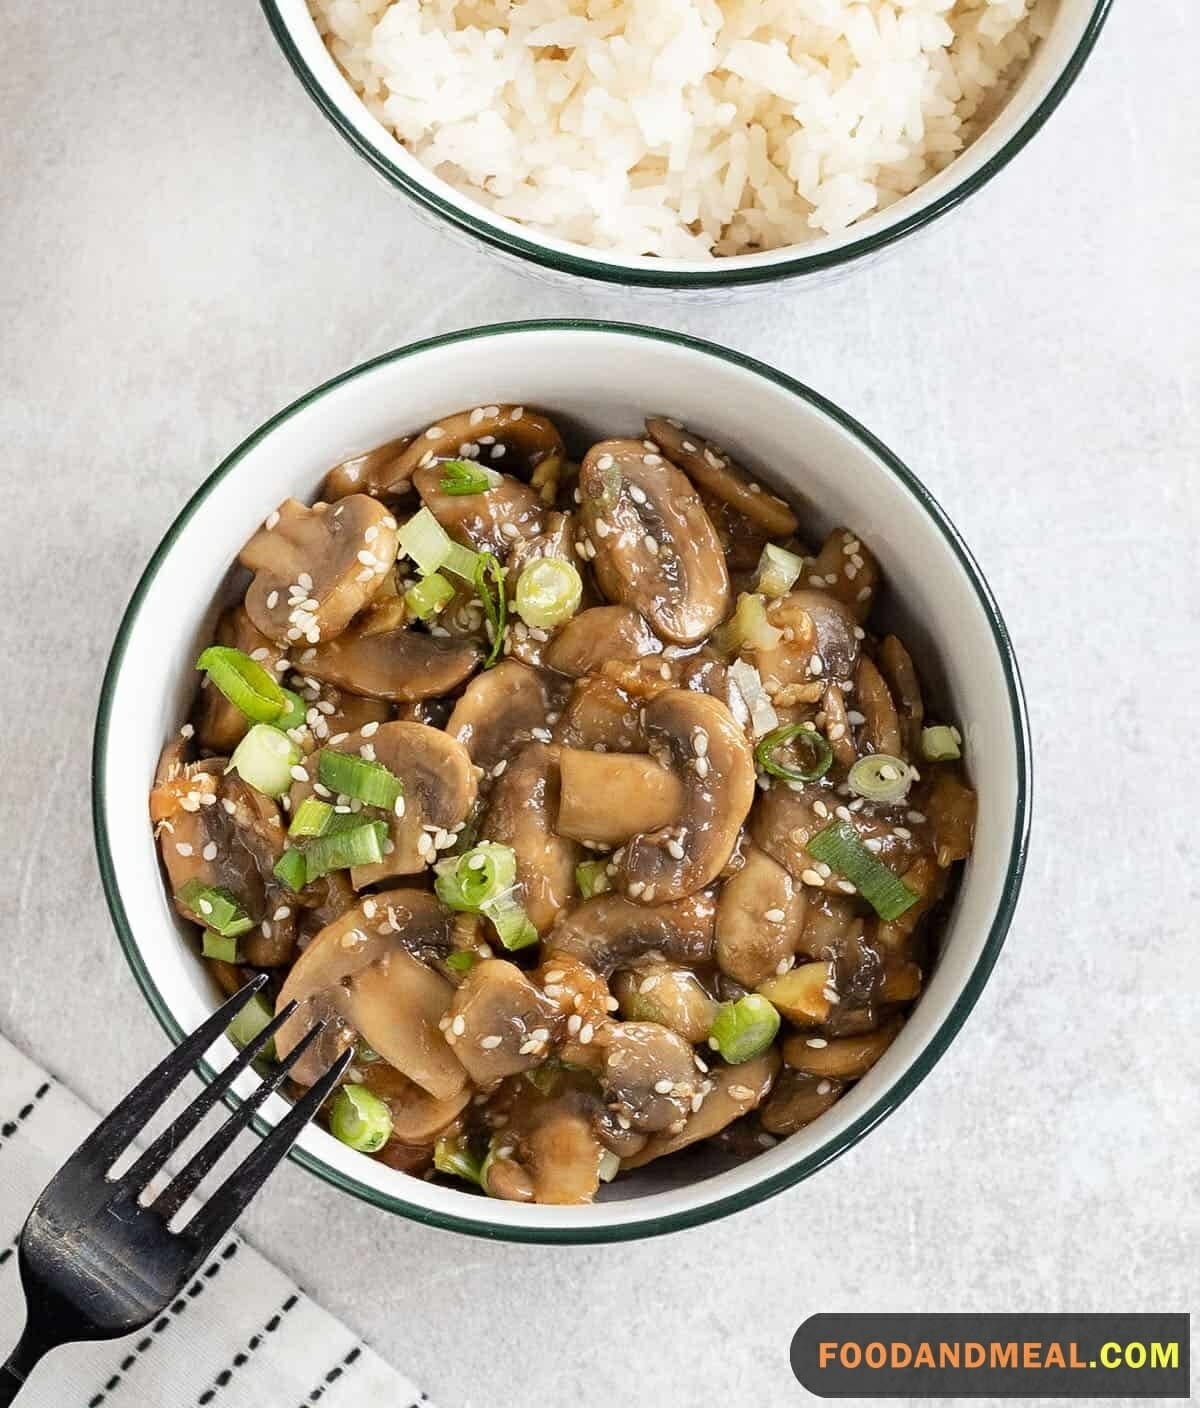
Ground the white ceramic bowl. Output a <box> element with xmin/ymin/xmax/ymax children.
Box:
<box><xmin>94</xmin><ymin>321</ymin><xmax>1031</xmax><ymax>1242</ymax></box>
<box><xmin>261</xmin><ymin>0</ymin><xmax>1112</xmax><ymax>291</ymax></box>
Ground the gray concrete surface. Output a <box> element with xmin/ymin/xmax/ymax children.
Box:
<box><xmin>1</xmin><ymin>2</ymin><xmax>1197</xmax><ymax>1405</ymax></box>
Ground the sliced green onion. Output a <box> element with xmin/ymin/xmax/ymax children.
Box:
<box><xmin>435</xmin><ymin>842</ymin><xmax>518</xmax><ymax>913</ymax></box>
<box><xmin>433</xmin><ymin>1134</ymin><xmax>484</xmax><ymax>1185</ymax></box>
<box><xmin>303</xmin><ymin>819</ymin><xmax>388</xmax><ymax>883</ymax></box>
<box><xmin>228</xmin><ymin>723</ymin><xmax>301</xmax><ymax>798</ymax></box>
<box><xmin>514</xmin><ymin>557</ymin><xmax>583</xmax><ymax>629</ymax></box>
<box><xmin>438</xmin><ymin>459</ymin><xmax>501</xmax><ymax>495</ymax></box>
<box><xmin>404</xmin><ymin>571</ymin><xmax>455</xmax><ymax>621</ymax></box>
<box><xmin>328</xmin><ymin>1086</ymin><xmax>393</xmax><ymax>1153</ymax></box>
<box><xmin>227</xmin><ymin>992</ymin><xmax>275</xmax><ymax>1059</ymax></box>
<box><xmin>317</xmin><ymin>749</ymin><xmax>404</xmax><ymax>809</ymax></box>
<box><xmin>714</xmin><ymin>592</ymin><xmax>782</xmax><ymax>656</ymax></box>
<box><xmin>475</xmin><ymin>552</ymin><xmax>507</xmax><ymax>669</ymax></box>
<box><xmin>289</xmin><ymin>796</ymin><xmax>334</xmax><ymax>837</ymax></box>
<box><xmin>397</xmin><ymin>506</ymin><xmax>453</xmax><ymax>575</ymax></box>
<box><xmin>709</xmin><ymin>994</ymin><xmax>781</xmax><ymax>1064</ymax></box>
<box><xmin>195</xmin><ymin>646</ymin><xmax>288</xmax><ymax>724</ymax></box>
<box><xmin>273</xmin><ymin>846</ymin><xmax>308</xmax><ymax>893</ymax></box>
<box><xmin>177</xmin><ymin>879</ymin><xmax>256</xmax><ymax>938</ymax></box>
<box><xmin>355</xmin><ymin>1039</ymin><xmax>383</xmax><ymax>1064</ymax></box>
<box><xmin>277</xmin><ymin>688</ymin><xmax>307</xmax><ymax>733</ymax></box>
<box><xmin>201</xmin><ymin>932</ymin><xmax>240</xmax><ymax>964</ymax></box>
<box><xmin>525</xmin><ymin>1061</ymin><xmax>563</xmax><ymax>1096</ymax></box>
<box><xmin>922</xmin><ymin>724</ymin><xmax>963</xmax><ymax>761</ymax></box>
<box><xmin>575</xmin><ymin>859</ymin><xmax>613</xmax><ymax>899</ymax></box>
<box><xmin>848</xmin><ymin>753</ymin><xmax>913</xmax><ymax>803</ymax></box>
<box><xmin>755</xmin><ymin>722</ymin><xmax>833</xmax><ymax>782</ymax></box>
<box><xmin>806</xmin><ymin>820</ymin><xmax>918</xmax><ymax>922</ymax></box>
<box><xmin>482</xmin><ymin>893</ymin><xmax>538</xmax><ymax>951</ymax></box>
<box><xmin>445</xmin><ymin>950</ymin><xmax>477</xmax><ymax>975</ymax></box>
<box><xmin>443</xmin><ymin>540</ymin><xmax>482</xmax><ymax>582</ymax></box>
<box><xmin>754</xmin><ymin>543</ymin><xmax>804</xmax><ymax>598</ymax></box>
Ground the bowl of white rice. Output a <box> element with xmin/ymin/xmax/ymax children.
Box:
<box><xmin>262</xmin><ymin>0</ymin><xmax>1112</xmax><ymax>288</ymax></box>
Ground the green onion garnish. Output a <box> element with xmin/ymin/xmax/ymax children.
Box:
<box><xmin>397</xmin><ymin>506</ymin><xmax>453</xmax><ymax>575</ymax></box>
<box><xmin>317</xmin><ymin>749</ymin><xmax>404</xmax><ymax>809</ymax></box>
<box><xmin>177</xmin><ymin>879</ymin><xmax>255</xmax><ymax>938</ymax></box>
<box><xmin>848</xmin><ymin>754</ymin><xmax>913</xmax><ymax>804</ymax></box>
<box><xmin>482</xmin><ymin>892</ymin><xmax>539</xmax><ymax>951</ymax></box>
<box><xmin>201</xmin><ymin>932</ymin><xmax>241</xmax><ymax>963</ymax></box>
<box><xmin>438</xmin><ymin>459</ymin><xmax>501</xmax><ymax>495</ymax></box>
<box><xmin>288</xmin><ymin>796</ymin><xmax>335</xmax><ymax>838</ymax></box>
<box><xmin>445</xmin><ymin>950</ymin><xmax>477</xmax><ymax>974</ymax></box>
<box><xmin>328</xmin><ymin>1087</ymin><xmax>393</xmax><ymax>1153</ymax></box>
<box><xmin>434</xmin><ymin>842</ymin><xmax>518</xmax><ymax>913</ymax></box>
<box><xmin>443</xmin><ymin>540</ymin><xmax>482</xmax><ymax>582</ymax></box>
<box><xmin>273</xmin><ymin>847</ymin><xmax>308</xmax><ymax>893</ymax></box>
<box><xmin>514</xmin><ymin>557</ymin><xmax>583</xmax><ymax>629</ymax></box>
<box><xmin>433</xmin><ymin>1134</ymin><xmax>484</xmax><ymax>1186</ymax></box>
<box><xmin>806</xmin><ymin>820</ymin><xmax>918</xmax><ymax>921</ymax></box>
<box><xmin>195</xmin><ymin>646</ymin><xmax>288</xmax><ymax>724</ymax></box>
<box><xmin>277</xmin><ymin>688</ymin><xmax>307</xmax><ymax>733</ymax></box>
<box><xmin>753</xmin><ymin>543</ymin><xmax>804</xmax><ymax>598</ymax></box>
<box><xmin>302</xmin><ymin>819</ymin><xmax>389</xmax><ymax>883</ymax></box>
<box><xmin>709</xmin><ymin>994</ymin><xmax>780</xmax><ymax>1064</ymax></box>
<box><xmin>226</xmin><ymin>992</ymin><xmax>276</xmax><ymax>1058</ymax></box>
<box><xmin>404</xmin><ymin>571</ymin><xmax>455</xmax><ymax>621</ymax></box>
<box><xmin>575</xmin><ymin>859</ymin><xmax>612</xmax><ymax>899</ymax></box>
<box><xmin>474</xmin><ymin>552</ymin><xmax>507</xmax><ymax>669</ymax></box>
<box><xmin>227</xmin><ymin>723</ymin><xmax>302</xmax><ymax>798</ymax></box>
<box><xmin>754</xmin><ymin>722</ymin><xmax>833</xmax><ymax>782</ymax></box>
<box><xmin>922</xmin><ymin>724</ymin><xmax>962</xmax><ymax>761</ymax></box>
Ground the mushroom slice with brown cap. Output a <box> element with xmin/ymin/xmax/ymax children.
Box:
<box><xmin>557</xmin><ymin>748</ymin><xmax>685</xmax><ymax>848</ymax></box>
<box><xmin>644</xmin><ymin>416</ymin><xmax>799</xmax><ymax>538</ymax></box>
<box><xmin>356</xmin><ymin>1063</ymin><xmax>471</xmax><ymax>1145</ymax></box>
<box><xmin>321</xmin><ymin>437</ymin><xmax>415</xmax><ymax>503</ymax></box>
<box><xmin>614</xmin><ymin>690</ymin><xmax>755</xmax><ymax>904</ymax></box>
<box><xmin>554</xmin><ymin>677</ymin><xmax>645</xmax><ymax>752</ymax></box>
<box><xmin>288</xmin><ymin>680</ymin><xmax>390</xmax><ymax>753</ymax></box>
<box><xmin>482</xmin><ymin>743</ymin><xmax>578</xmax><ymax>934</ymax></box>
<box><xmin>760</xmin><ymin>1068</ymin><xmax>842</xmax><ymax>1136</ymax></box>
<box><xmin>856</xmin><ymin>654</ymin><xmax>903</xmax><ymax>757</ymax></box>
<box><xmin>442</xmin><ymin>959</ymin><xmax>563</xmax><ymax>1084</ymax></box>
<box><xmin>602</xmin><ymin>1021</ymin><xmax>703</xmax><ymax>1133</ymax></box>
<box><xmin>194</xmin><ymin>607</ymin><xmax>287</xmax><ymax>753</ymax></box>
<box><xmin>750</xmin><ymin>589</ymin><xmax>862</xmax><ymax>700</ymax></box>
<box><xmin>239</xmin><ymin>495</ymin><xmax>399</xmax><ymax>647</ymax></box>
<box><xmin>544</xmin><ymin>606</ymin><xmax>663</xmax><ymax>679</ymax></box>
<box><xmin>445</xmin><ymin>659</ymin><xmax>554</xmax><ymax>776</ymax></box>
<box><xmin>716</xmin><ymin>844</ymin><xmax>807</xmax><ymax>987</ymax></box>
<box><xmin>288</xmin><ymin>722</ymin><xmax>477</xmax><ymax>887</ymax></box>
<box><xmin>547</xmin><ymin>891</ymin><xmax>716</xmax><ymax>977</ymax></box>
<box><xmin>807</xmin><ymin>528</ymin><xmax>880</xmax><ymax>623</ymax></box>
<box><xmin>782</xmin><ymin>1015</ymin><xmax>903</xmax><ymax>1080</ymax></box>
<box><xmin>412</xmin><ymin>466</ymin><xmax>546</xmax><ymax>558</ymax></box>
<box><xmin>611</xmin><ymin>964</ymin><xmax>718</xmax><ymax>1044</ymax></box>
<box><xmin>274</xmin><ymin>888</ymin><xmax>465</xmax><ymax>1098</ymax></box>
<box><xmin>299</xmin><ymin>618</ymin><xmax>481</xmax><ymax>702</ymax></box>
<box><xmin>621</xmin><ymin>1049</ymin><xmax>779</xmax><ymax>1168</ymax></box>
<box><xmin>579</xmin><ymin>440</ymin><xmax>730</xmax><ymax>645</ymax></box>
<box><xmin>877</xmin><ymin>635</ymin><xmax>925</xmax><ymax>757</ymax></box>
<box><xmin>388</xmin><ymin>405</ymin><xmax>566</xmax><ymax>491</ymax></box>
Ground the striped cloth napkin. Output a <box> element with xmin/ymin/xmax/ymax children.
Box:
<box><xmin>0</xmin><ymin>1033</ymin><xmax>434</xmax><ymax>1408</ymax></box>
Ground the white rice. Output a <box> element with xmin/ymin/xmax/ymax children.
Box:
<box><xmin>310</xmin><ymin>0</ymin><xmax>1056</xmax><ymax>258</ymax></box>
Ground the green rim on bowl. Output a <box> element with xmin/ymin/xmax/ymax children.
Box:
<box><xmin>259</xmin><ymin>0</ymin><xmax>1113</xmax><ymax>289</ymax></box>
<box><xmin>92</xmin><ymin>320</ymin><xmax>1032</xmax><ymax>1243</ymax></box>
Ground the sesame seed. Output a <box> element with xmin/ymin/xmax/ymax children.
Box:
<box><xmin>265</xmin><ymin>509</ymin><xmax>280</xmax><ymax>530</ymax></box>
<box><xmin>836</xmin><ymin>880</ymin><xmax>857</xmax><ymax>894</ymax></box>
<box><xmin>289</xmin><ymin>765</ymin><xmax>308</xmax><ymax>782</ymax></box>
<box><xmin>639</xmin><ymin>975</ymin><xmax>661</xmax><ymax>994</ymax></box>
<box><xmin>775</xmin><ymin>957</ymin><xmax>793</xmax><ymax>976</ymax></box>
<box><xmin>643</xmin><ymin>535</ymin><xmax>659</xmax><ymax>556</ymax></box>
<box><xmin>199</xmin><ymin>841</ymin><xmax>217</xmax><ymax>862</ymax></box>
<box><xmin>813</xmin><ymin>800</ymin><xmax>829</xmax><ymax>819</ymax></box>
<box><xmin>579</xmin><ymin>1023</ymin><xmax>594</xmax><ymax>1044</ymax></box>
<box><xmin>728</xmin><ymin>1085</ymin><xmax>755</xmax><ymax>1101</ymax></box>
<box><xmin>425</xmin><ymin>425</ymin><xmax>445</xmax><ymax>440</ymax></box>
<box><xmin>765</xmin><ymin>907</ymin><xmax>785</xmax><ymax>922</ymax></box>
<box><xmin>864</xmin><ymin>837</ymin><xmax>883</xmax><ymax>853</ymax></box>
<box><xmin>907</xmin><ymin>810</ymin><xmax>927</xmax><ymax>824</ymax></box>
<box><xmin>266</xmin><ymin>590</ymin><xmax>279</xmax><ymax>609</ymax></box>
<box><xmin>894</xmin><ymin>826</ymin><xmax>912</xmax><ymax>840</ymax></box>
<box><xmin>480</xmin><ymin>1035</ymin><xmax>502</xmax><ymax>1049</ymax></box>
<box><xmin>694</xmin><ymin>755</ymin><xmax>710</xmax><ymax>779</ymax></box>
<box><xmin>800</xmin><ymin>868</ymin><xmax>824</xmax><ymax>887</ymax></box>
<box><xmin>596</xmin><ymin>453</ymin><xmax>614</xmax><ymax>470</ymax></box>
<box><xmin>817</xmin><ymin>1080</ymin><xmax>833</xmax><ymax>1095</ymax></box>
<box><xmin>567</xmin><ymin>1014</ymin><xmax>582</xmax><ymax>1035</ymax></box>
<box><xmin>654</xmin><ymin>1079</ymin><xmax>674</xmax><ymax>1095</ymax></box>
<box><xmin>809</xmin><ymin>653</ymin><xmax>825</xmax><ymax>676</ymax></box>
<box><xmin>175</xmin><ymin>842</ymin><xmax>193</xmax><ymax>857</ymax></box>
<box><xmin>452</xmin><ymin>1015</ymin><xmax>466</xmax><ymax>1036</ymax></box>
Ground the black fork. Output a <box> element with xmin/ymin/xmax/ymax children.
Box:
<box><xmin>0</xmin><ymin>977</ymin><xmax>350</xmax><ymax>1405</ymax></box>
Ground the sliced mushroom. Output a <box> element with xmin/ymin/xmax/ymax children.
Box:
<box><xmin>547</xmin><ymin>891</ymin><xmax>716</xmax><ymax>977</ymax></box>
<box><xmin>751</xmin><ymin>589</ymin><xmax>862</xmax><ymax>702</ymax></box>
<box><xmin>387</xmin><ymin>405</ymin><xmax>566</xmax><ymax>492</ymax></box>
<box><xmin>821</xmin><ymin>683</ymin><xmax>856</xmax><ymax>769</ymax></box>
<box><xmin>484</xmin><ymin>1079</ymin><xmax>606</xmax><ymax>1204</ymax></box>
<box><xmin>751</xmin><ymin>780</ymin><xmax>927</xmax><ymax>883</ymax></box>
<box><xmin>645</xmin><ymin>416</ymin><xmax>798</xmax><ymax>537</ymax></box>
<box><xmin>760</xmin><ymin>1068</ymin><xmax>843</xmax><ymax>1136</ymax></box>
<box><xmin>357</xmin><ymin>1061</ymin><xmax>471</xmax><ymax>1144</ymax></box>
<box><xmin>299</xmin><ymin>618</ymin><xmax>481</xmax><ymax>702</ymax></box>
<box><xmin>445</xmin><ymin>659</ymin><xmax>553</xmax><ymax>776</ymax></box>
<box><xmin>615</xmin><ymin>690</ymin><xmax>755</xmax><ymax>904</ymax></box>
<box><xmin>602</xmin><ymin>1021</ymin><xmax>704</xmax><ymax>1133</ymax></box>
<box><xmin>288</xmin><ymin>722</ymin><xmax>477</xmax><ymax>887</ymax></box>
<box><xmin>795</xmin><ymin>891</ymin><xmax>863</xmax><ymax>961</ymax></box>
<box><xmin>807</xmin><ymin>528</ymin><xmax>880</xmax><ymax>623</ymax></box>
<box><xmin>756</xmin><ymin>961</ymin><xmax>837</xmax><ymax>1025</ymax></box>
<box><xmin>927</xmin><ymin>769</ymin><xmax>977</xmax><ymax>867</ymax></box>
<box><xmin>194</xmin><ymin>607</ymin><xmax>286</xmax><ymax>753</ymax></box>
<box><xmin>557</xmin><ymin>748</ymin><xmax>685</xmax><ymax>847</ymax></box>
<box><xmin>412</xmin><ymin>466</ymin><xmax>546</xmax><ymax>557</ymax></box>
<box><xmin>716</xmin><ymin>844</ymin><xmax>807</xmax><ymax>987</ymax></box>
<box><xmin>873</xmin><ymin>857</ymin><xmax>947</xmax><ymax>956</ymax></box>
<box><xmin>321</xmin><ymin>436</ymin><xmax>415</xmax><ymax>502</ymax></box>
<box><xmin>274</xmin><ymin>889</ymin><xmax>465</xmax><ymax>1098</ymax></box>
<box><xmin>611</xmin><ymin>964</ymin><xmax>718</xmax><ymax>1043</ymax></box>
<box><xmin>288</xmin><ymin>679</ymin><xmax>391</xmax><ymax>753</ymax></box>
<box><xmin>443</xmin><ymin>959</ymin><xmax>563</xmax><ymax>1085</ymax></box>
<box><xmin>782</xmin><ymin>1015</ymin><xmax>902</xmax><ymax>1079</ymax></box>
<box><xmin>621</xmin><ymin>1050</ymin><xmax>779</xmax><ymax>1168</ymax></box>
<box><xmin>239</xmin><ymin>496</ymin><xmax>399</xmax><ymax>647</ymax></box>
<box><xmin>482</xmin><ymin>743</ymin><xmax>578</xmax><ymax>934</ymax></box>
<box><xmin>877</xmin><ymin>635</ymin><xmax>925</xmax><ymax>757</ymax></box>
<box><xmin>554</xmin><ymin>677</ymin><xmax>645</xmax><ymax>752</ymax></box>
<box><xmin>579</xmin><ymin>440</ymin><xmax>730</xmax><ymax>645</ymax></box>
<box><xmin>856</xmin><ymin>654</ymin><xmax>902</xmax><ymax>757</ymax></box>
<box><xmin>544</xmin><ymin>606</ymin><xmax>663</xmax><ymax>679</ymax></box>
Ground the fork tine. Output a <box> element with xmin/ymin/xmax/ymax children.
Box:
<box><xmin>151</xmin><ymin>1019</ymin><xmax>334</xmax><ymax>1223</ymax></box>
<box><xmin>180</xmin><ymin>1047</ymin><xmax>353</xmax><ymax>1253</ymax></box>
<box><xmin>121</xmin><ymin>1000</ymin><xmax>298</xmax><ymax>1193</ymax></box>
<box><xmin>65</xmin><ymin>976</ymin><xmax>270</xmax><ymax>1175</ymax></box>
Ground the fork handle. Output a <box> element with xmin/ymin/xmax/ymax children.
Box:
<box><xmin>0</xmin><ymin>1324</ymin><xmax>53</xmax><ymax>1406</ymax></box>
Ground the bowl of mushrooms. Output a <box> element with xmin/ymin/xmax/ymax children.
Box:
<box><xmin>94</xmin><ymin>320</ymin><xmax>1031</xmax><ymax>1242</ymax></box>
